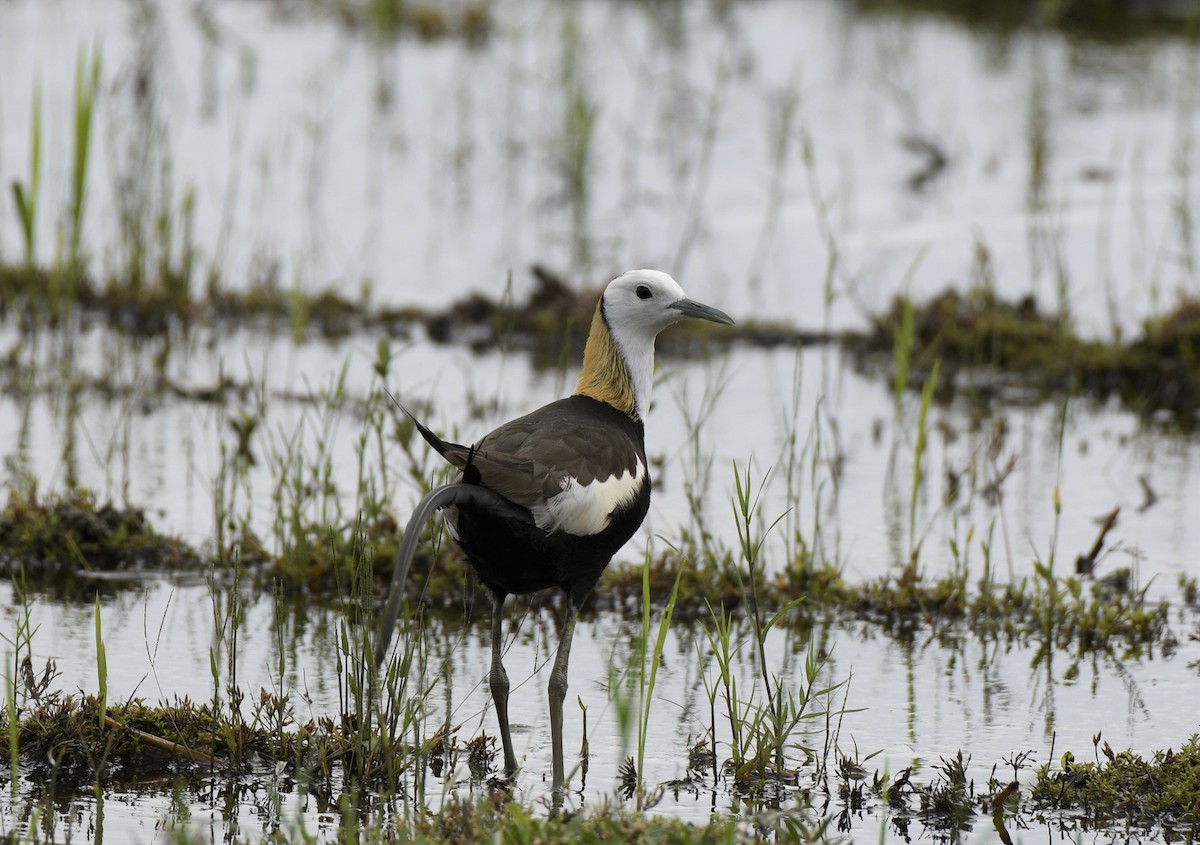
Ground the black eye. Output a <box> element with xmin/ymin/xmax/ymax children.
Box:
<box><xmin>636</xmin><ymin>284</ymin><xmax>652</xmax><ymax>300</ymax></box>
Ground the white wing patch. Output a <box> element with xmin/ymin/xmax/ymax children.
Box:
<box><xmin>534</xmin><ymin>459</ymin><xmax>646</xmax><ymax>537</ymax></box>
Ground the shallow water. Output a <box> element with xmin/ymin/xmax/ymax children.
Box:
<box><xmin>2</xmin><ymin>0</ymin><xmax>1197</xmax><ymax>331</ymax></box>
<box><xmin>6</xmin><ymin>573</ymin><xmax>1199</xmax><ymax>842</ymax></box>
<box><xmin>3</xmin><ymin>331</ymin><xmax>1200</xmax><ymax>841</ymax></box>
<box><xmin>3</xmin><ymin>0</ymin><xmax>1200</xmax><ymax>841</ymax></box>
<box><xmin>3</xmin><ymin>325</ymin><xmax>1199</xmax><ymax>593</ymax></box>
<box><xmin>4</xmin><ymin>285</ymin><xmax>1200</xmax><ymax>843</ymax></box>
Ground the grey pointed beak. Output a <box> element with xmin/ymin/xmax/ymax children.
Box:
<box><xmin>669</xmin><ymin>298</ymin><xmax>735</xmax><ymax>325</ymax></box>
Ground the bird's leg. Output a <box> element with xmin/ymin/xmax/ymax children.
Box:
<box><xmin>488</xmin><ymin>595</ymin><xmax>518</xmax><ymax>778</ymax></box>
<box><xmin>548</xmin><ymin>601</ymin><xmax>580</xmax><ymax>796</ymax></box>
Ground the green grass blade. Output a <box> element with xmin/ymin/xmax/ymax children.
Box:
<box><xmin>68</xmin><ymin>45</ymin><xmax>102</xmax><ymax>282</ymax></box>
<box><xmin>11</xmin><ymin>78</ymin><xmax>42</xmax><ymax>266</ymax></box>
<box><xmin>94</xmin><ymin>594</ymin><xmax>107</xmax><ymax>732</ymax></box>
<box><xmin>909</xmin><ymin>359</ymin><xmax>940</xmax><ymax>563</ymax></box>
<box><xmin>6</xmin><ymin>654</ymin><xmax>17</xmax><ymax>796</ymax></box>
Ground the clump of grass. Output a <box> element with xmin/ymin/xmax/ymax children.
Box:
<box><xmin>63</xmin><ymin>45</ymin><xmax>101</xmax><ymax>299</ymax></box>
<box><xmin>0</xmin><ymin>488</ymin><xmax>201</xmax><ymax>581</ymax></box>
<box><xmin>340</xmin><ymin>0</ymin><xmax>491</xmax><ymax>44</ymax></box>
<box><xmin>0</xmin><ymin>470</ymin><xmax>468</xmax><ymax>607</ymax></box>
<box><xmin>0</xmin><ymin>685</ymin><xmax>422</xmax><ymax>792</ymax></box>
<box><xmin>409</xmin><ymin>796</ymin><xmax>756</xmax><ymax>843</ymax></box>
<box><xmin>1129</xmin><ymin>297</ymin><xmax>1200</xmax><ymax>406</ymax></box>
<box><xmin>1031</xmin><ymin>735</ymin><xmax>1200</xmax><ymax>832</ymax></box>
<box><xmin>688</xmin><ymin>461</ymin><xmax>850</xmax><ymax>815</ymax></box>
<box><xmin>863</xmin><ymin>286</ymin><xmax>1086</xmax><ymax>376</ymax></box>
<box><xmin>2</xmin><ymin>690</ymin><xmax>227</xmax><ymax>788</ymax></box>
<box><xmin>856</xmin><ymin>286</ymin><xmax>1200</xmax><ymax>419</ymax></box>
<box><xmin>628</xmin><ymin>550</ymin><xmax>684</xmax><ymax>808</ymax></box>
<box><xmin>854</xmin><ymin>0</ymin><xmax>1198</xmax><ymax>40</ymax></box>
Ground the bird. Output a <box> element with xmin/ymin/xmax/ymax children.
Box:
<box><xmin>375</xmin><ymin>268</ymin><xmax>733</xmax><ymax>796</ymax></box>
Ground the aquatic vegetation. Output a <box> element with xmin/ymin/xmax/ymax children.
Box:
<box><xmin>408</xmin><ymin>798</ymin><xmax>752</xmax><ymax>844</ymax></box>
<box><xmin>1031</xmin><ymin>735</ymin><xmax>1200</xmax><ymax>833</ymax></box>
<box><xmin>0</xmin><ymin>485</ymin><xmax>1176</xmax><ymax>658</ymax></box>
<box><xmin>6</xmin><ymin>661</ymin><xmax>1198</xmax><ymax>842</ymax></box>
<box><xmin>854</xmin><ymin>0</ymin><xmax>1200</xmax><ymax>39</ymax></box>
<box><xmin>0</xmin><ymin>488</ymin><xmax>200</xmax><ymax>581</ymax></box>
<box><xmin>335</xmin><ymin>0</ymin><xmax>492</xmax><ymax>43</ymax></box>
<box><xmin>0</xmin><ymin>438</ymin><xmax>1187</xmax><ymax>841</ymax></box>
<box><xmin>2</xmin><ymin>1</ymin><xmax>1200</xmax><ymax>841</ymax></box>
<box><xmin>9</xmin><ymin>257</ymin><xmax>1199</xmax><ymax>432</ymax></box>
<box><xmin>856</xmin><ymin>286</ymin><xmax>1200</xmax><ymax>420</ymax></box>
<box><xmin>9</xmin><ymin>79</ymin><xmax>42</xmax><ymax>269</ymax></box>
<box><xmin>0</xmin><ymin>686</ymin><xmax>419</xmax><ymax>792</ymax></box>
<box><xmin>0</xmin><ymin>258</ymin><xmax>783</xmax><ymax>354</ymax></box>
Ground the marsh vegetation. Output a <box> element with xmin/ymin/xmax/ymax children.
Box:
<box><xmin>2</xmin><ymin>0</ymin><xmax>1200</xmax><ymax>842</ymax></box>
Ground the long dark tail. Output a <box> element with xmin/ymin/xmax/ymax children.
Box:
<box><xmin>385</xmin><ymin>389</ymin><xmax>465</xmax><ymax>459</ymax></box>
<box><xmin>374</xmin><ymin>482</ymin><xmax>530</xmax><ymax>668</ymax></box>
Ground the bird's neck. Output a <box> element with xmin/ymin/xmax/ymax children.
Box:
<box><xmin>574</xmin><ymin>301</ymin><xmax>652</xmax><ymax>420</ymax></box>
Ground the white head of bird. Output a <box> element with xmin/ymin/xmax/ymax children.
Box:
<box><xmin>578</xmin><ymin>269</ymin><xmax>734</xmax><ymax>420</ymax></box>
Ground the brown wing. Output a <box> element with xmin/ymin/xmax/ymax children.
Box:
<box><xmin>431</xmin><ymin>396</ymin><xmax>645</xmax><ymax>511</ymax></box>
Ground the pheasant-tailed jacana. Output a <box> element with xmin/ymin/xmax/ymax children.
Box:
<box><xmin>375</xmin><ymin>269</ymin><xmax>733</xmax><ymax>795</ymax></box>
